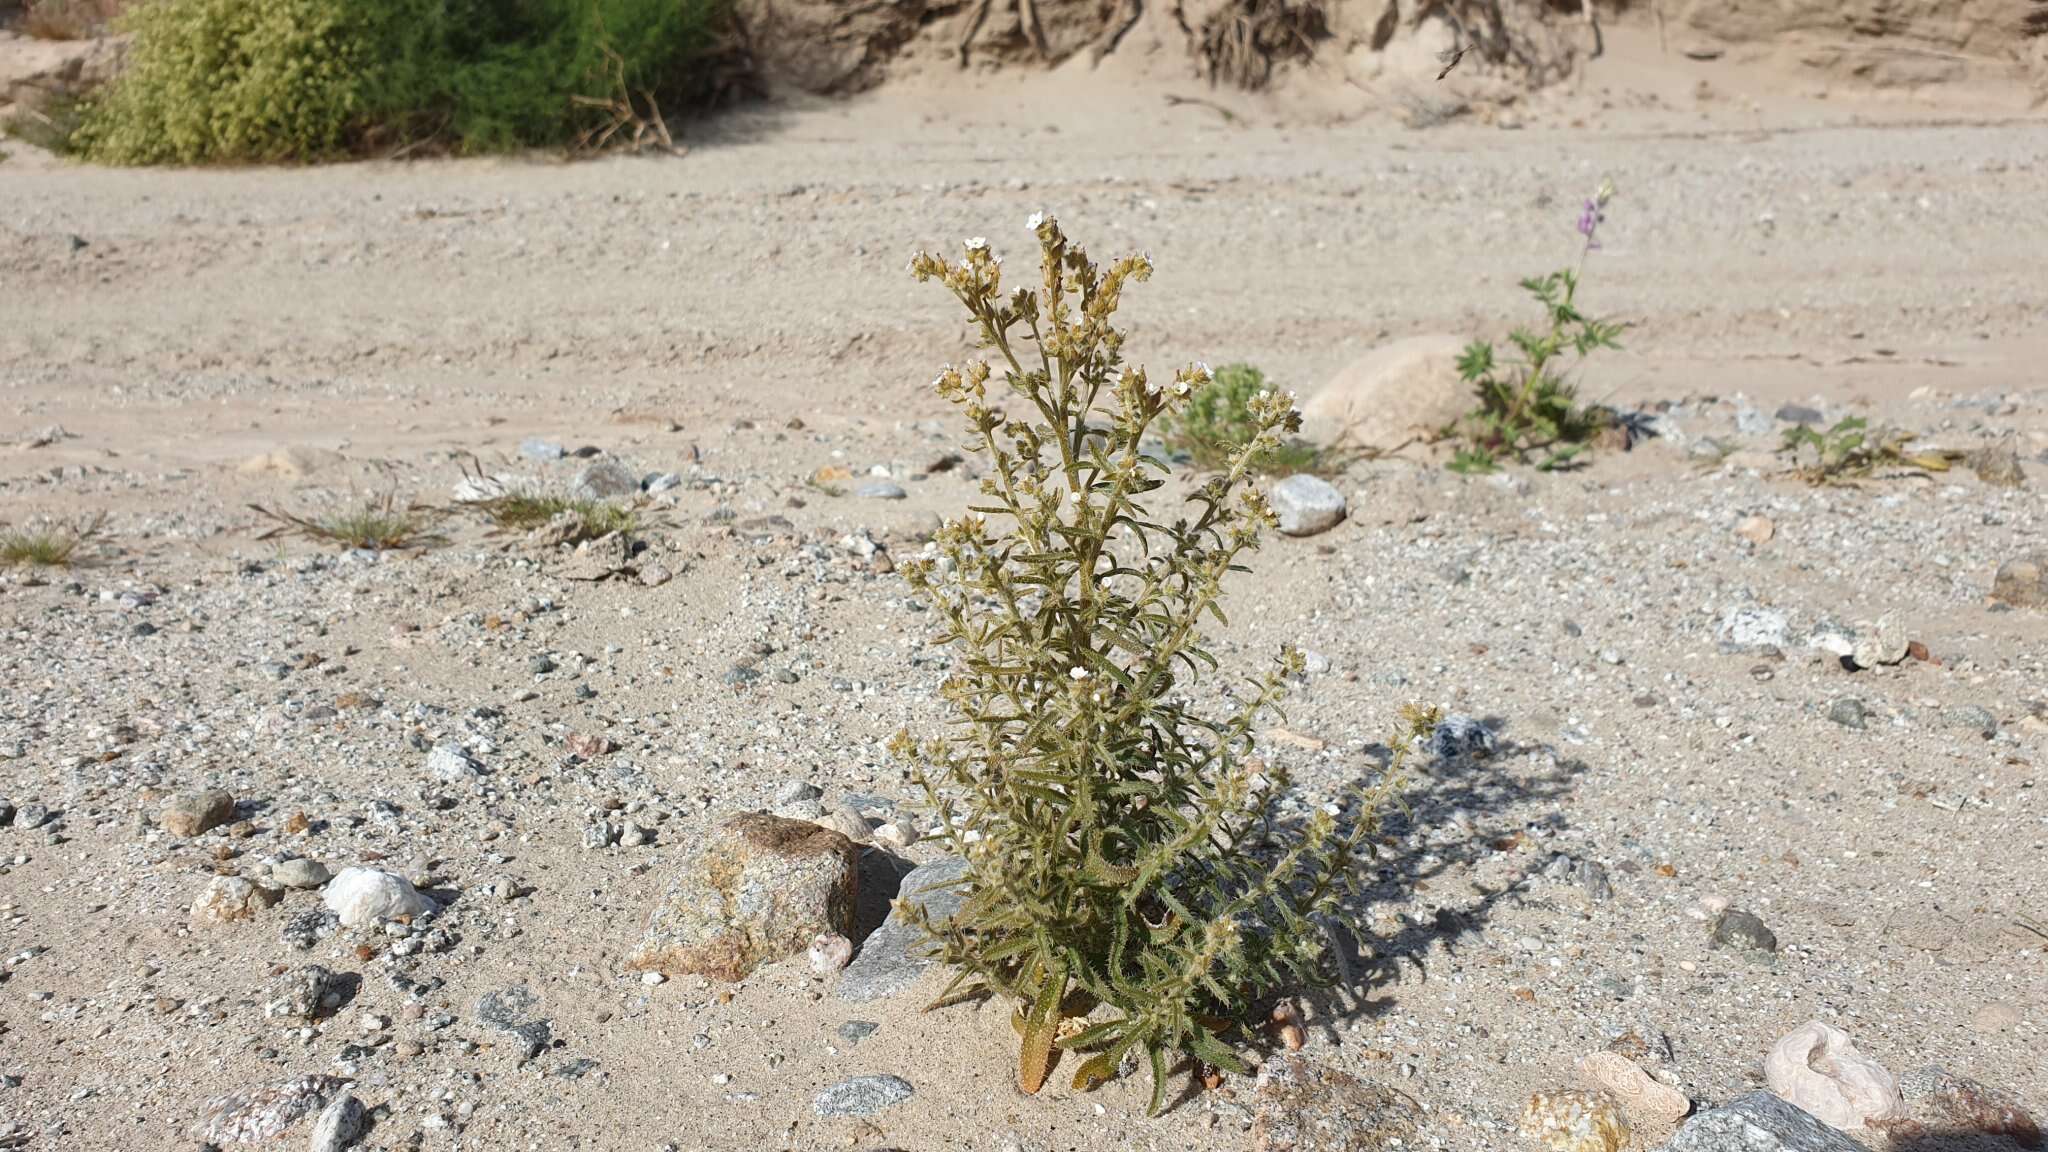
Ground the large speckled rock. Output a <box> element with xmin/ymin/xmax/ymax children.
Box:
<box><xmin>1661</xmin><ymin>1092</ymin><xmax>1870</xmax><ymax>1151</ymax></box>
<box><xmin>629</xmin><ymin>811</ymin><xmax>859</xmax><ymax>982</ymax></box>
<box><xmin>837</xmin><ymin>855</ymin><xmax>968</xmax><ymax>1002</ymax></box>
<box><xmin>190</xmin><ymin>1074</ymin><xmax>349</xmax><ymax>1145</ymax></box>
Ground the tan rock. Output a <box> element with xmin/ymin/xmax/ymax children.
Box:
<box><xmin>1298</xmin><ymin>333</ymin><xmax>1471</xmax><ymax>452</ymax></box>
<box><xmin>190</xmin><ymin>876</ymin><xmax>280</xmax><ymax>928</ymax></box>
<box><xmin>1520</xmin><ymin>1089</ymin><xmax>1629</xmax><ymax>1152</ymax></box>
<box><xmin>629</xmin><ymin>812</ymin><xmax>859</xmax><ymax>981</ymax></box>
<box><xmin>1735</xmin><ymin>515</ymin><xmax>1776</xmax><ymax>545</ymax></box>
<box><xmin>160</xmin><ymin>789</ymin><xmax>235</xmax><ymax>837</ymax></box>
<box><xmin>1576</xmin><ymin>1051</ymin><xmax>1691</xmax><ymax>1133</ymax></box>
<box><xmin>1763</xmin><ymin>1021</ymin><xmax>1904</xmax><ymax>1130</ymax></box>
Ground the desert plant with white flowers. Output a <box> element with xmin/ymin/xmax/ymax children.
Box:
<box><xmin>892</xmin><ymin>214</ymin><xmax>1420</xmax><ymax>1112</ymax></box>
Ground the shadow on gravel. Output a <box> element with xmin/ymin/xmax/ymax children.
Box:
<box><xmin>1304</xmin><ymin>717</ymin><xmax>1592</xmax><ymax>1034</ymax></box>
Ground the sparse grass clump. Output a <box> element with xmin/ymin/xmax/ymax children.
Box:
<box><xmin>476</xmin><ymin>492</ymin><xmax>638</xmax><ymax>542</ymax></box>
<box><xmin>1447</xmin><ymin>181</ymin><xmax>1625</xmax><ymax>474</ymax></box>
<box><xmin>1161</xmin><ymin>362</ymin><xmax>1341</xmax><ymax>476</ymax></box>
<box><xmin>1783</xmin><ymin>417</ymin><xmax>1952</xmax><ymax>485</ymax></box>
<box><xmin>73</xmin><ymin>0</ymin><xmax>734</xmax><ymax>164</ymax></box>
<box><xmin>0</xmin><ymin>513</ymin><xmax>105</xmax><ymax>567</ymax></box>
<box><xmin>252</xmin><ymin>494</ymin><xmax>442</xmax><ymax>550</ymax></box>
<box><xmin>894</xmin><ymin>218</ymin><xmax>1412</xmax><ymax>1112</ymax></box>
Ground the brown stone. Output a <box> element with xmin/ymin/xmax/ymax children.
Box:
<box><xmin>627</xmin><ymin>812</ymin><xmax>859</xmax><ymax>981</ymax></box>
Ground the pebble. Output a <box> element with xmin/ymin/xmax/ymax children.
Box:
<box><xmin>270</xmin><ymin>858</ymin><xmax>333</xmax><ymax>890</ymax></box>
<box><xmin>855</xmin><ymin>480</ymin><xmax>907</xmax><ymax>500</ymax></box>
<box><xmin>160</xmin><ymin>789</ymin><xmax>236</xmax><ymax>837</ymax></box>
<box><xmin>570</xmin><ymin>458</ymin><xmax>641</xmax><ymax>501</ymax></box>
<box><xmin>1990</xmin><ymin>553</ymin><xmax>2048</xmax><ymax>608</ymax></box>
<box><xmin>1969</xmin><ymin>1002</ymin><xmax>2023</xmax><ymax>1033</ymax></box>
<box><xmin>428</xmin><ymin>744</ymin><xmax>481</xmax><ymax>782</ymax></box>
<box><xmin>1718</xmin><ymin>606</ymin><xmax>1789</xmax><ymax>652</ymax></box>
<box><xmin>836</xmin><ymin>1020</ymin><xmax>878</xmax><ymax>1045</ymax></box>
<box><xmin>1945</xmin><ymin>705</ymin><xmax>1998</xmax><ymax>738</ymax></box>
<box><xmin>1825</xmin><ymin>698</ymin><xmax>1868</xmax><ymax>729</ymax></box>
<box><xmin>1709</xmin><ymin>908</ymin><xmax>1778</xmax><ymax>953</ymax></box>
<box><xmin>518</xmin><ymin>437</ymin><xmax>565</xmax><ymax>462</ymax></box>
<box><xmin>12</xmin><ymin>802</ymin><xmax>50</xmax><ymax>830</ymax></box>
<box><xmin>1735</xmin><ymin>515</ymin><xmax>1775</xmax><ymax>545</ymax></box>
<box><xmin>1268</xmin><ymin>474</ymin><xmax>1347</xmax><ymax>537</ymax></box>
<box><xmin>812</xmin><ymin>1074</ymin><xmax>914</xmax><ymax>1117</ymax></box>
<box><xmin>808</xmin><ymin>932</ymin><xmax>853</xmax><ymax>975</ymax></box>
<box><xmin>639</xmin><ymin>564</ymin><xmax>673</xmax><ymax>587</ymax></box>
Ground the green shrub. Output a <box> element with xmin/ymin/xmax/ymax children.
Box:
<box><xmin>895</xmin><ymin>219</ymin><xmax>1418</xmax><ymax>1112</ymax></box>
<box><xmin>1162</xmin><ymin>362</ymin><xmax>1339</xmax><ymax>475</ymax></box>
<box><xmin>75</xmin><ymin>0</ymin><xmax>732</xmax><ymax>164</ymax></box>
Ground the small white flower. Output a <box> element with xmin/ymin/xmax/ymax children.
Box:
<box><xmin>1193</xmin><ymin>360</ymin><xmax>1213</xmax><ymax>381</ymax></box>
<box><xmin>1069</xmin><ymin>666</ymin><xmax>1090</xmax><ymax>681</ymax></box>
<box><xmin>1172</xmin><ymin>381</ymin><xmax>1191</xmax><ymax>397</ymax></box>
<box><xmin>1069</xmin><ymin>489</ymin><xmax>1084</xmax><ymax>504</ymax></box>
<box><xmin>1026</xmin><ymin>211</ymin><xmax>1045</xmax><ymax>230</ymax></box>
<box><xmin>964</xmin><ymin>236</ymin><xmax>989</xmax><ymax>251</ymax></box>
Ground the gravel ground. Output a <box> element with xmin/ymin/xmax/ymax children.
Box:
<box><xmin>0</xmin><ymin>61</ymin><xmax>2044</xmax><ymax>1152</ymax></box>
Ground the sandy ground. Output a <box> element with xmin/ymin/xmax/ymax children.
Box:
<box><xmin>1</xmin><ymin>33</ymin><xmax>2046</xmax><ymax>1152</ymax></box>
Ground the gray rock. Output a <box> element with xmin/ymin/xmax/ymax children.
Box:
<box><xmin>271</xmin><ymin>858</ymin><xmax>333</xmax><ymax>890</ymax></box>
<box><xmin>1735</xmin><ymin>403</ymin><xmax>1775</xmax><ymax>437</ymax></box>
<box><xmin>518</xmin><ymin>437</ymin><xmax>564</xmax><ymax>462</ymax></box>
<box><xmin>629</xmin><ymin>812</ymin><xmax>860</xmax><ymax>982</ymax></box>
<box><xmin>263</xmin><ymin>965</ymin><xmax>338</xmax><ymax>1022</ymax></box>
<box><xmin>774</xmin><ymin>780</ymin><xmax>823</xmax><ymax>806</ymax></box>
<box><xmin>1991</xmin><ymin>553</ymin><xmax>2047</xmax><ymax>608</ymax></box>
<box><xmin>855</xmin><ymin>480</ymin><xmax>906</xmax><ymax>500</ymax></box>
<box><xmin>1428</xmin><ymin>714</ymin><xmax>1496</xmax><ymax>761</ymax></box>
<box><xmin>836</xmin><ymin>1020</ymin><xmax>879</xmax><ymax>1045</ymax></box>
<box><xmin>160</xmin><ymin>789</ymin><xmax>236</xmax><ymax>837</ymax></box>
<box><xmin>837</xmin><ymin>856</ymin><xmax>969</xmax><ymax>1002</ymax></box>
<box><xmin>1826</xmin><ymin>698</ymin><xmax>1868</xmax><ymax>729</ymax></box>
<box><xmin>427</xmin><ymin>744</ymin><xmax>480</xmax><ymax>782</ymax></box>
<box><xmin>812</xmin><ymin>1074</ymin><xmax>914</xmax><ymax>1118</ymax></box>
<box><xmin>570</xmin><ymin>458</ymin><xmax>641</xmax><ymax>501</ymax></box>
<box><xmin>13</xmin><ymin>801</ymin><xmax>50</xmax><ymax>830</ymax></box>
<box><xmin>1269</xmin><ymin>474</ymin><xmax>1347</xmax><ymax>537</ymax></box>
<box><xmin>306</xmin><ymin>1093</ymin><xmax>365</xmax><ymax>1152</ymax></box>
<box><xmin>476</xmin><ymin>987</ymin><xmax>551</xmax><ymax>1061</ymax></box>
<box><xmin>1662</xmin><ymin>1091</ymin><xmax>1869</xmax><ymax>1151</ymax></box>
<box><xmin>1944</xmin><ymin>705</ymin><xmax>1998</xmax><ymax>738</ymax></box>
<box><xmin>1577</xmin><ymin>860</ymin><xmax>1613</xmax><ymax>902</ymax></box>
<box><xmin>1775</xmin><ymin>404</ymin><xmax>1824</xmax><ymax>425</ymax></box>
<box><xmin>1718</xmin><ymin>606</ymin><xmax>1790</xmax><ymax>653</ymax></box>
<box><xmin>1710</xmin><ymin>908</ymin><xmax>1779</xmax><ymax>953</ymax></box>
<box><xmin>644</xmin><ymin>471</ymin><xmax>682</xmax><ymax>493</ymax></box>
<box><xmin>192</xmin><ymin>1075</ymin><xmax>351</xmax><ymax>1145</ymax></box>
<box><xmin>1251</xmin><ymin>1056</ymin><xmax>1421</xmax><ymax>1151</ymax></box>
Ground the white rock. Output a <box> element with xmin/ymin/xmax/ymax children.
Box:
<box><xmin>322</xmin><ymin>867</ymin><xmax>434</xmax><ymax>928</ymax></box>
<box><xmin>1764</xmin><ymin>1021</ymin><xmax>1904</xmax><ymax>1131</ymax></box>
<box><xmin>1269</xmin><ymin>474</ymin><xmax>1347</xmax><ymax>537</ymax></box>
<box><xmin>307</xmin><ymin>1093</ymin><xmax>365</xmax><ymax>1152</ymax></box>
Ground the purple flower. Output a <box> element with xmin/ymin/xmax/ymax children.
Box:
<box><xmin>1576</xmin><ymin>199</ymin><xmax>1604</xmax><ymax>248</ymax></box>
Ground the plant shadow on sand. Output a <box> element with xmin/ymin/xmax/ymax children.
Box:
<box><xmin>1303</xmin><ymin>716</ymin><xmax>1592</xmax><ymax>1034</ymax></box>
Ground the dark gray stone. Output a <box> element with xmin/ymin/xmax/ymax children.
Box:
<box><xmin>855</xmin><ymin>480</ymin><xmax>907</xmax><ymax>500</ymax></box>
<box><xmin>476</xmin><ymin>986</ymin><xmax>551</xmax><ymax>1061</ymax></box>
<box><xmin>812</xmin><ymin>1074</ymin><xmax>913</xmax><ymax>1118</ymax></box>
<box><xmin>1775</xmin><ymin>404</ymin><xmax>1825</xmax><ymax>426</ymax></box>
<box><xmin>836</xmin><ymin>856</ymin><xmax>968</xmax><ymax>1002</ymax></box>
<box><xmin>1710</xmin><ymin>909</ymin><xmax>1779</xmax><ymax>953</ymax></box>
<box><xmin>1661</xmin><ymin>1092</ymin><xmax>1869</xmax><ymax>1151</ymax></box>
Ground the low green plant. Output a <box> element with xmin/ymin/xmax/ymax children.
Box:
<box><xmin>475</xmin><ymin>492</ymin><xmax>638</xmax><ymax>542</ymax></box>
<box><xmin>894</xmin><ymin>218</ymin><xmax>1415</xmax><ymax>1113</ymax></box>
<box><xmin>1447</xmin><ymin>181</ymin><xmax>1625</xmax><ymax>474</ymax></box>
<box><xmin>1160</xmin><ymin>362</ymin><xmax>1337</xmax><ymax>476</ymax></box>
<box><xmin>251</xmin><ymin>494</ymin><xmax>443</xmax><ymax>550</ymax></box>
<box><xmin>1782</xmin><ymin>417</ymin><xmax>1951</xmax><ymax>485</ymax></box>
<box><xmin>0</xmin><ymin>512</ymin><xmax>105</xmax><ymax>567</ymax></box>
<box><xmin>73</xmin><ymin>0</ymin><xmax>732</xmax><ymax>164</ymax></box>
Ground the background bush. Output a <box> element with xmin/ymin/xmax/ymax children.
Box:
<box><xmin>75</xmin><ymin>0</ymin><xmax>732</xmax><ymax>164</ymax></box>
